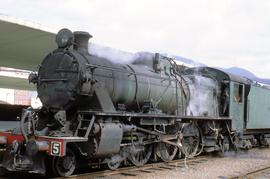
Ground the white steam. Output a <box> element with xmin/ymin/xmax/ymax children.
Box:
<box><xmin>88</xmin><ymin>43</ymin><xmax>137</xmax><ymax>64</ymax></box>
<box><xmin>187</xmin><ymin>75</ymin><xmax>218</xmax><ymax>117</ymax></box>
<box><xmin>88</xmin><ymin>43</ymin><xmax>205</xmax><ymax>67</ymax></box>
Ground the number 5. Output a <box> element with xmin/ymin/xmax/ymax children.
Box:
<box><xmin>51</xmin><ymin>142</ymin><xmax>61</xmax><ymax>156</ymax></box>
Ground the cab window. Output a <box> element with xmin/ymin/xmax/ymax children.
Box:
<box><xmin>234</xmin><ymin>83</ymin><xmax>243</xmax><ymax>103</ymax></box>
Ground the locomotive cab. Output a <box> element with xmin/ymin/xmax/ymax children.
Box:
<box><xmin>188</xmin><ymin>67</ymin><xmax>251</xmax><ymax>131</ymax></box>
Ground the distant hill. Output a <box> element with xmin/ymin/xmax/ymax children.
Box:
<box><xmin>222</xmin><ymin>67</ymin><xmax>257</xmax><ymax>79</ymax></box>
<box><xmin>220</xmin><ymin>67</ymin><xmax>270</xmax><ymax>85</ymax></box>
<box><xmin>258</xmin><ymin>78</ymin><xmax>270</xmax><ymax>85</ymax></box>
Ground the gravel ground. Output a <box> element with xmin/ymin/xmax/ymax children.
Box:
<box><xmin>104</xmin><ymin>148</ymin><xmax>270</xmax><ymax>179</ymax></box>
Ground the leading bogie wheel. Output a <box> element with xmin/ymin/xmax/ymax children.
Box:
<box><xmin>52</xmin><ymin>148</ymin><xmax>76</xmax><ymax>177</ymax></box>
<box><xmin>107</xmin><ymin>160</ymin><xmax>121</xmax><ymax>170</ymax></box>
<box><xmin>107</xmin><ymin>154</ymin><xmax>122</xmax><ymax>170</ymax></box>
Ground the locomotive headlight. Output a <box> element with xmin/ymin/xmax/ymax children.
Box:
<box><xmin>55</xmin><ymin>28</ymin><xmax>74</xmax><ymax>48</ymax></box>
<box><xmin>28</xmin><ymin>72</ymin><xmax>38</xmax><ymax>84</ymax></box>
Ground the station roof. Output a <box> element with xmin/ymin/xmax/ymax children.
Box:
<box><xmin>0</xmin><ymin>15</ymin><xmax>56</xmax><ymax>90</ymax></box>
<box><xmin>0</xmin><ymin>76</ymin><xmax>35</xmax><ymax>90</ymax></box>
<box><xmin>0</xmin><ymin>16</ymin><xmax>56</xmax><ymax>70</ymax></box>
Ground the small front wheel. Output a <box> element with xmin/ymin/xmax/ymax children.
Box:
<box><xmin>52</xmin><ymin>148</ymin><xmax>76</xmax><ymax>177</ymax></box>
<box><xmin>107</xmin><ymin>160</ymin><xmax>121</xmax><ymax>170</ymax></box>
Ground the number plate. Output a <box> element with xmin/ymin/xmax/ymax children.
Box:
<box><xmin>50</xmin><ymin>141</ymin><xmax>62</xmax><ymax>156</ymax></box>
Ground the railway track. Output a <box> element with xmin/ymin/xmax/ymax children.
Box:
<box><xmin>59</xmin><ymin>156</ymin><xmax>210</xmax><ymax>179</ymax></box>
<box><xmin>228</xmin><ymin>165</ymin><xmax>270</xmax><ymax>179</ymax></box>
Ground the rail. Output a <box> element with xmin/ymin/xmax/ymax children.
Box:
<box><xmin>57</xmin><ymin>156</ymin><xmax>210</xmax><ymax>179</ymax></box>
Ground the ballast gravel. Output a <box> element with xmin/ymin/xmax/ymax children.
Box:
<box><xmin>106</xmin><ymin>148</ymin><xmax>270</xmax><ymax>179</ymax></box>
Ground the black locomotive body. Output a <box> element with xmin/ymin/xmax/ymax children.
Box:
<box><xmin>0</xmin><ymin>29</ymin><xmax>270</xmax><ymax>177</ymax></box>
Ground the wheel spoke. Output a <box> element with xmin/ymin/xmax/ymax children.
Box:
<box><xmin>181</xmin><ymin>123</ymin><xmax>200</xmax><ymax>158</ymax></box>
<box><xmin>156</xmin><ymin>142</ymin><xmax>178</xmax><ymax>162</ymax></box>
<box><xmin>129</xmin><ymin>144</ymin><xmax>152</xmax><ymax>166</ymax></box>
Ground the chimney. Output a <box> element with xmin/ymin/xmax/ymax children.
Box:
<box><xmin>73</xmin><ymin>31</ymin><xmax>92</xmax><ymax>54</ymax></box>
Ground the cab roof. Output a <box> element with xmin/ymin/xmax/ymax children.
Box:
<box><xmin>185</xmin><ymin>66</ymin><xmax>252</xmax><ymax>85</ymax></box>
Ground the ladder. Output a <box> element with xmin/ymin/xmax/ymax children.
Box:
<box><xmin>74</xmin><ymin>115</ymin><xmax>95</xmax><ymax>138</ymax></box>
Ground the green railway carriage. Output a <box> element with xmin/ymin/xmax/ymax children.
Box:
<box><xmin>246</xmin><ymin>84</ymin><xmax>270</xmax><ymax>129</ymax></box>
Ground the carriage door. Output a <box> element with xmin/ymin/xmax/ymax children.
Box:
<box><xmin>230</xmin><ymin>82</ymin><xmax>245</xmax><ymax>131</ymax></box>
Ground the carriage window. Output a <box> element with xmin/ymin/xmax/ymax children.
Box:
<box><xmin>234</xmin><ymin>83</ymin><xmax>243</xmax><ymax>103</ymax></box>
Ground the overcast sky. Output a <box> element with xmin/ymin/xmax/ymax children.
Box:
<box><xmin>1</xmin><ymin>0</ymin><xmax>270</xmax><ymax>78</ymax></box>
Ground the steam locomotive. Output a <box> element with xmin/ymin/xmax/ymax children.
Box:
<box><xmin>0</xmin><ymin>29</ymin><xmax>270</xmax><ymax>177</ymax></box>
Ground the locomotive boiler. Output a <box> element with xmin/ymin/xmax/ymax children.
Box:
<box><xmin>37</xmin><ymin>30</ymin><xmax>190</xmax><ymax>115</ymax></box>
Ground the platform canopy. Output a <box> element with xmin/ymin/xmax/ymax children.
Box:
<box><xmin>0</xmin><ymin>15</ymin><xmax>57</xmax><ymax>90</ymax></box>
